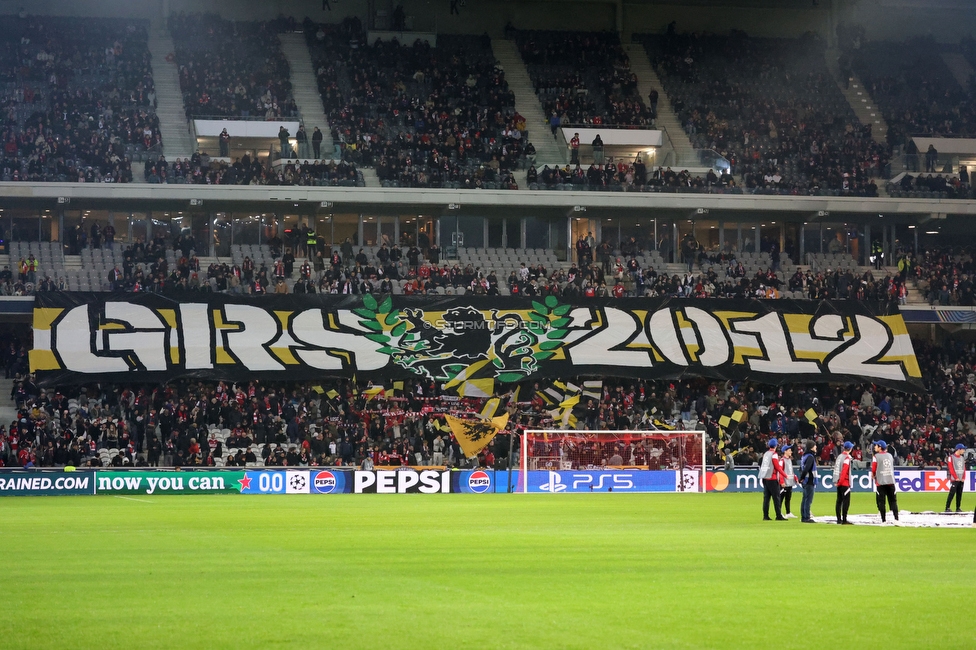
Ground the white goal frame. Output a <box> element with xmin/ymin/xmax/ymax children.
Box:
<box><xmin>519</xmin><ymin>429</ymin><xmax>707</xmax><ymax>493</ymax></box>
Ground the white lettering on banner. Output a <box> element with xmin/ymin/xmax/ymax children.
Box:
<box><xmin>146</xmin><ymin>477</ymin><xmax>159</xmax><ymax>493</ymax></box>
<box><xmin>0</xmin><ymin>476</ymin><xmax>90</xmax><ymax>491</ymax></box>
<box><xmin>354</xmin><ymin>472</ymin><xmax>375</xmax><ymax>493</ymax></box>
<box><xmin>37</xmin><ymin>298</ymin><xmax>919</xmax><ymax>388</ymax></box>
<box><xmin>732</xmin><ymin>312</ymin><xmax>822</xmax><ymax>374</ymax></box>
<box><xmin>100</xmin><ymin>303</ymin><xmax>168</xmax><ymax>371</ymax></box>
<box><xmin>682</xmin><ymin>307</ymin><xmax>731</xmax><ymax>367</ymax></box>
<box><xmin>352</xmin><ymin>470</ymin><xmax>451</xmax><ymax>493</ymax></box>
<box><xmin>827</xmin><ymin>316</ymin><xmax>907</xmax><ymax>382</ymax></box>
<box><xmin>397</xmin><ymin>470</ymin><xmax>420</xmax><ymax>492</ymax></box>
<box><xmin>57</xmin><ymin>306</ymin><xmax>130</xmax><ymax>373</ymax></box>
<box><xmin>571</xmin><ymin>474</ymin><xmax>634</xmax><ymax>490</ymax></box>
<box><xmin>567</xmin><ymin>307</ymin><xmax>653</xmax><ymax>367</ymax></box>
<box><xmin>179</xmin><ymin>303</ymin><xmax>213</xmax><ymax>370</ymax></box>
<box><xmin>376</xmin><ymin>470</ymin><xmax>396</xmax><ymax>493</ymax></box>
<box><xmin>290</xmin><ymin>310</ymin><xmax>388</xmax><ymax>371</ymax></box>
<box><xmin>217</xmin><ymin>305</ymin><xmax>284</xmax><ymax>371</ymax></box>
<box><xmin>736</xmin><ymin>475</ymin><xmax>759</xmax><ymax>489</ymax></box>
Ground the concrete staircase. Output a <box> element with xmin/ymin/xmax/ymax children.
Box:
<box><xmin>941</xmin><ymin>51</ymin><xmax>974</xmax><ymax>91</ymax></box>
<box><xmin>359</xmin><ymin>167</ymin><xmax>380</xmax><ymax>188</ymax></box>
<box><xmin>278</xmin><ymin>32</ymin><xmax>334</xmax><ymax>156</ymax></box>
<box><xmin>825</xmin><ymin>49</ymin><xmax>888</xmax><ymax>145</ymax></box>
<box><xmin>0</xmin><ymin>378</ymin><xmax>18</xmax><ymax>427</ymax></box>
<box><xmin>491</xmin><ymin>39</ymin><xmax>566</xmax><ymax>165</ymax></box>
<box><xmin>623</xmin><ymin>44</ymin><xmax>696</xmax><ymax>168</ymax></box>
<box><xmin>148</xmin><ymin>21</ymin><xmax>196</xmax><ymax>160</ymax></box>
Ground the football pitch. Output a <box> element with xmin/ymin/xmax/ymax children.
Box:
<box><xmin>2</xmin><ymin>493</ymin><xmax>973</xmax><ymax>649</ymax></box>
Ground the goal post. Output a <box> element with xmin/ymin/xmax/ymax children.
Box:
<box><xmin>519</xmin><ymin>430</ymin><xmax>706</xmax><ymax>493</ymax></box>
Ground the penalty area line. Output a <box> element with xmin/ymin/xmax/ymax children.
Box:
<box><xmin>113</xmin><ymin>496</ymin><xmax>155</xmax><ymax>504</ymax></box>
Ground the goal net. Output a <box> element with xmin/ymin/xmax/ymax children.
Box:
<box><xmin>520</xmin><ymin>430</ymin><xmax>706</xmax><ymax>493</ymax></box>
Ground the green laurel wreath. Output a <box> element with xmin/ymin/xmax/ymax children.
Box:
<box><xmin>353</xmin><ymin>293</ymin><xmax>572</xmax><ymax>385</ymax></box>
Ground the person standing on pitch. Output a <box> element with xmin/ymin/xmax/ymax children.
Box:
<box><xmin>871</xmin><ymin>440</ymin><xmax>899</xmax><ymax>525</ymax></box>
<box><xmin>798</xmin><ymin>440</ymin><xmax>818</xmax><ymax>523</ymax></box>
<box><xmin>780</xmin><ymin>444</ymin><xmax>798</xmax><ymax>518</ymax></box>
<box><xmin>834</xmin><ymin>441</ymin><xmax>854</xmax><ymax>525</ymax></box>
<box><xmin>946</xmin><ymin>444</ymin><xmax>966</xmax><ymax>513</ymax></box>
<box><xmin>759</xmin><ymin>438</ymin><xmax>786</xmax><ymax>521</ymax></box>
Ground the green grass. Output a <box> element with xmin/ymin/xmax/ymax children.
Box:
<box><xmin>1</xmin><ymin>493</ymin><xmax>974</xmax><ymax>649</ymax></box>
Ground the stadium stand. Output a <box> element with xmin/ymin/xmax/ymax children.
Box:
<box><xmin>514</xmin><ymin>30</ymin><xmax>653</xmax><ymax>127</ymax></box>
<box><xmin>0</xmin><ymin>331</ymin><xmax>971</xmax><ymax>470</ymax></box>
<box><xmin>0</xmin><ymin>16</ymin><xmax>158</xmax><ymax>182</ymax></box>
<box><xmin>640</xmin><ymin>30</ymin><xmax>886</xmax><ymax>196</ymax></box>
<box><xmin>1</xmin><ymin>11</ymin><xmax>976</xmax><ymax>483</ymax></box>
<box><xmin>169</xmin><ymin>14</ymin><xmax>298</xmax><ymax>120</ymax></box>
<box><xmin>851</xmin><ymin>36</ymin><xmax>976</xmax><ymax>144</ymax></box>
<box><xmin>143</xmin><ymin>152</ymin><xmax>363</xmax><ymax>186</ymax></box>
<box><xmin>305</xmin><ymin>18</ymin><xmax>524</xmax><ymax>189</ymax></box>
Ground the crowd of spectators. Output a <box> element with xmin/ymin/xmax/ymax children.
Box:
<box><xmin>169</xmin><ymin>14</ymin><xmax>298</xmax><ymax>119</ymax></box>
<box><xmin>910</xmin><ymin>246</ymin><xmax>976</xmax><ymax>306</ymax></box>
<box><xmin>0</xmin><ymin>16</ymin><xmax>157</xmax><ymax>183</ymax></box>
<box><xmin>515</xmin><ymin>30</ymin><xmax>653</xmax><ymax>127</ymax></box>
<box><xmin>851</xmin><ymin>35</ymin><xmax>976</xmax><ymax>144</ymax></box>
<box><xmin>143</xmin><ymin>152</ymin><xmax>362</xmax><ymax>186</ymax></box>
<box><xmin>306</xmin><ymin>18</ymin><xmax>524</xmax><ymax>189</ymax></box>
<box><xmin>642</xmin><ymin>30</ymin><xmax>887</xmax><ymax>196</ymax></box>
<box><xmin>528</xmin><ymin>162</ymin><xmax>740</xmax><ymax>193</ymax></box>
<box><xmin>887</xmin><ymin>171</ymin><xmax>972</xmax><ymax>200</ymax></box>
<box><xmin>1</xmin><ymin>330</ymin><xmax>973</xmax><ymax>472</ymax></box>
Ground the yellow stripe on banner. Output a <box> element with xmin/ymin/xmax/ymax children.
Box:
<box><xmin>32</xmin><ymin>307</ymin><xmax>63</xmax><ymax>331</ymax></box>
<box><xmin>215</xmin><ymin>346</ymin><xmax>234</xmax><ymax>365</ymax></box>
<box><xmin>881</xmin><ymin>353</ymin><xmax>922</xmax><ymax>379</ymax></box>
<box><xmin>782</xmin><ymin>313</ymin><xmax>813</xmax><ymax>335</ymax></box>
<box><xmin>213</xmin><ymin>309</ymin><xmax>241</xmax><ymax>331</ymax></box>
<box><xmin>731</xmin><ymin>346</ymin><xmax>763</xmax><ymax>365</ymax></box>
<box><xmin>712</xmin><ymin>311</ymin><xmax>760</xmax><ymax>329</ymax></box>
<box><xmin>29</xmin><ymin>349</ymin><xmax>60</xmax><ymax>372</ymax></box>
<box><xmin>273</xmin><ymin>310</ymin><xmax>293</xmax><ymax>328</ymax></box>
<box><xmin>878</xmin><ymin>315</ymin><xmax>909</xmax><ymax>338</ymax></box>
<box><xmin>157</xmin><ymin>309</ymin><xmax>178</xmax><ymax>329</ymax></box>
<box><xmin>270</xmin><ymin>347</ymin><xmax>301</xmax><ymax>365</ymax></box>
<box><xmin>98</xmin><ymin>322</ymin><xmax>126</xmax><ymax>330</ymax></box>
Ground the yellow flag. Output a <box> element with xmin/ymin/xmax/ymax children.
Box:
<box><xmin>363</xmin><ymin>386</ymin><xmax>385</xmax><ymax>401</ymax></box>
<box><xmin>445</xmin><ymin>413</ymin><xmax>509</xmax><ymax>458</ymax></box>
<box><xmin>325</xmin><ymin>389</ymin><xmax>339</xmax><ymax>400</ymax></box>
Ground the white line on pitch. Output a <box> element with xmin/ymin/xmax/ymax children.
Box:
<box><xmin>113</xmin><ymin>496</ymin><xmax>154</xmax><ymax>504</ymax></box>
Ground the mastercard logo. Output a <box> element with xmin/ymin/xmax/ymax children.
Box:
<box><xmin>706</xmin><ymin>471</ymin><xmax>729</xmax><ymax>491</ymax></box>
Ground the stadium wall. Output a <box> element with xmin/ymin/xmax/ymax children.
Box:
<box><xmin>706</xmin><ymin>468</ymin><xmax>976</xmax><ymax>493</ymax></box>
<box><xmin>3</xmin><ymin>468</ymin><xmax>972</xmax><ymax>496</ymax></box>
<box><xmin>12</xmin><ymin>0</ymin><xmax>972</xmax><ymax>44</ymax></box>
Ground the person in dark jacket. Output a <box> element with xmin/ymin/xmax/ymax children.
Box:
<box><xmin>798</xmin><ymin>440</ymin><xmax>818</xmax><ymax>523</ymax></box>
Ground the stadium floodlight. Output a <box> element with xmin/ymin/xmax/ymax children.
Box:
<box><xmin>519</xmin><ymin>430</ymin><xmax>706</xmax><ymax>493</ymax></box>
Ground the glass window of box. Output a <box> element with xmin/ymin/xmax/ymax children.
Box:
<box><xmin>10</xmin><ymin>209</ymin><xmax>39</xmax><ymax>242</ymax></box>
<box><xmin>333</xmin><ymin>213</ymin><xmax>359</xmax><ymax>247</ymax></box>
<box><xmin>213</xmin><ymin>213</ymin><xmax>232</xmax><ymax>258</ymax></box>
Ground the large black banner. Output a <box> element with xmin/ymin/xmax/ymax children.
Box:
<box><xmin>31</xmin><ymin>293</ymin><xmax>923</xmax><ymax>392</ymax></box>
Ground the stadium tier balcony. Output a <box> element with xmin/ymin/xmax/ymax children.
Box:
<box><xmin>0</xmin><ymin>16</ymin><xmax>158</xmax><ymax>182</ymax></box>
<box><xmin>169</xmin><ymin>14</ymin><xmax>298</xmax><ymax>120</ymax></box>
<box><xmin>515</xmin><ymin>30</ymin><xmax>653</xmax><ymax>127</ymax></box>
<box><xmin>305</xmin><ymin>19</ymin><xmax>524</xmax><ymax>189</ymax></box>
<box><xmin>143</xmin><ymin>153</ymin><xmax>363</xmax><ymax>187</ymax></box>
<box><xmin>527</xmin><ymin>163</ymin><xmax>742</xmax><ymax>193</ymax></box>
<box><xmin>639</xmin><ymin>31</ymin><xmax>886</xmax><ymax>197</ymax></box>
